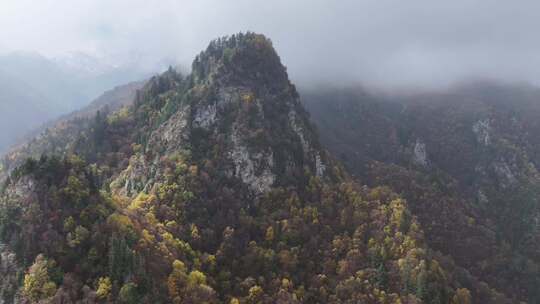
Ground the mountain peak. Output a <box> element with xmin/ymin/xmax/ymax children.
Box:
<box><xmin>191</xmin><ymin>33</ymin><xmax>289</xmax><ymax>89</ymax></box>
<box><xmin>184</xmin><ymin>33</ymin><xmax>327</xmax><ymax>192</ymax></box>
<box><xmin>118</xmin><ymin>33</ymin><xmax>328</xmax><ymax>194</ymax></box>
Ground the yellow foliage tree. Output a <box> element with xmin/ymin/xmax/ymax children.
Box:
<box><xmin>23</xmin><ymin>254</ymin><xmax>57</xmax><ymax>302</ymax></box>
<box><xmin>452</xmin><ymin>288</ymin><xmax>472</xmax><ymax>304</ymax></box>
<box><xmin>96</xmin><ymin>277</ymin><xmax>112</xmax><ymax>299</ymax></box>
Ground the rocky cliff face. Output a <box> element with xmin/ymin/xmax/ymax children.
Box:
<box><xmin>188</xmin><ymin>34</ymin><xmax>327</xmax><ymax>191</ymax></box>
<box><xmin>110</xmin><ymin>34</ymin><xmax>329</xmax><ymax>198</ymax></box>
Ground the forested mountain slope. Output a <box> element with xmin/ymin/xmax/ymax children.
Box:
<box><xmin>0</xmin><ymin>33</ymin><xmax>512</xmax><ymax>303</ymax></box>
<box><xmin>0</xmin><ymin>81</ymin><xmax>144</xmax><ymax>183</ymax></box>
<box><xmin>305</xmin><ymin>83</ymin><xmax>540</xmax><ymax>303</ymax></box>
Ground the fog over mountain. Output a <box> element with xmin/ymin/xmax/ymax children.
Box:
<box><xmin>2</xmin><ymin>1</ymin><xmax>540</xmax><ymax>151</ymax></box>
<box><xmin>2</xmin><ymin>0</ymin><xmax>540</xmax><ymax>89</ymax></box>
<box><xmin>3</xmin><ymin>2</ymin><xmax>540</xmax><ymax>303</ymax></box>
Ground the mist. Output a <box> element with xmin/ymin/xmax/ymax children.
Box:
<box><xmin>1</xmin><ymin>0</ymin><xmax>540</xmax><ymax>90</ymax></box>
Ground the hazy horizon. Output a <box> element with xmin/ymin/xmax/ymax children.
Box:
<box><xmin>2</xmin><ymin>0</ymin><xmax>540</xmax><ymax>90</ymax></box>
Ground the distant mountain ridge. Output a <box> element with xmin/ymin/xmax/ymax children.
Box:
<box><xmin>0</xmin><ymin>80</ymin><xmax>144</xmax><ymax>181</ymax></box>
<box><xmin>0</xmin><ymin>51</ymin><xmax>158</xmax><ymax>152</ymax></box>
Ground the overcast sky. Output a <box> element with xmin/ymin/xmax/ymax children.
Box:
<box><xmin>1</xmin><ymin>0</ymin><xmax>540</xmax><ymax>89</ymax></box>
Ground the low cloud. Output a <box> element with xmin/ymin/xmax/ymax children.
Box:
<box><xmin>1</xmin><ymin>0</ymin><xmax>540</xmax><ymax>89</ymax></box>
